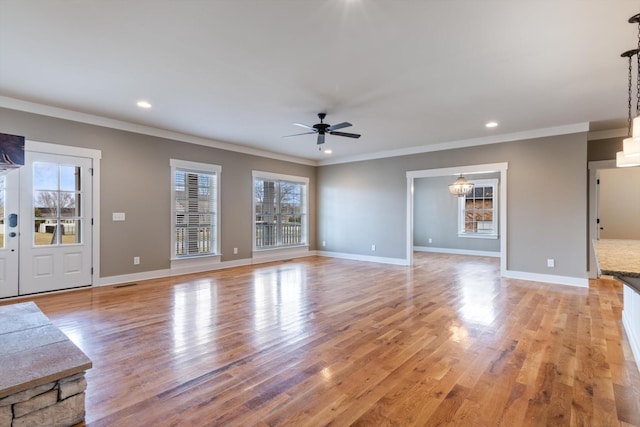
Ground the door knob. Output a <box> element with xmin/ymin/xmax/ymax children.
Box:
<box><xmin>9</xmin><ymin>232</ymin><xmax>16</xmax><ymax>237</ymax></box>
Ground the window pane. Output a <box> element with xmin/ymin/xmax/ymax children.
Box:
<box><xmin>460</xmin><ymin>182</ymin><xmax>497</xmax><ymax>236</ymax></box>
<box><xmin>174</xmin><ymin>168</ymin><xmax>217</xmax><ymax>257</ymax></box>
<box><xmin>60</xmin><ymin>165</ymin><xmax>80</xmax><ymax>191</ymax></box>
<box><xmin>254</xmin><ymin>177</ymin><xmax>307</xmax><ymax>249</ymax></box>
<box><xmin>33</xmin><ymin>162</ymin><xmax>58</xmax><ymax>190</ymax></box>
<box><xmin>59</xmin><ymin>192</ymin><xmax>79</xmax><ymax>217</ymax></box>
<box><xmin>34</xmin><ymin>191</ymin><xmax>58</xmax><ymax>217</ymax></box>
<box><xmin>61</xmin><ymin>220</ymin><xmax>81</xmax><ymax>244</ymax></box>
<box><xmin>35</xmin><ymin>220</ymin><xmax>57</xmax><ymax>245</ymax></box>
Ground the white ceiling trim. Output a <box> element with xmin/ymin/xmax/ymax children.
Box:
<box><xmin>318</xmin><ymin>123</ymin><xmax>589</xmax><ymax>166</ymax></box>
<box><xmin>0</xmin><ymin>96</ymin><xmax>316</xmax><ymax>166</ymax></box>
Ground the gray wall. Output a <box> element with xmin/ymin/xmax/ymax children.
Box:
<box><xmin>317</xmin><ymin>132</ymin><xmax>588</xmax><ymax>278</ymax></box>
<box><xmin>413</xmin><ymin>173</ymin><xmax>500</xmax><ymax>252</ymax></box>
<box><xmin>1</xmin><ymin>106</ymin><xmax>590</xmax><ymax>280</ymax></box>
<box><xmin>0</xmin><ymin>108</ymin><xmax>316</xmax><ymax>278</ymax></box>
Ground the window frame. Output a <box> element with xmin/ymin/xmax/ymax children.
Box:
<box><xmin>457</xmin><ymin>178</ymin><xmax>498</xmax><ymax>239</ymax></box>
<box><xmin>170</xmin><ymin>159</ymin><xmax>221</xmax><ymax>260</ymax></box>
<box><xmin>252</xmin><ymin>170</ymin><xmax>309</xmax><ymax>252</ymax></box>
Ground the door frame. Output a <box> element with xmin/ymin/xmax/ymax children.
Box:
<box><xmin>405</xmin><ymin>162</ymin><xmax>509</xmax><ymax>276</ymax></box>
<box><xmin>26</xmin><ymin>140</ymin><xmax>102</xmax><ymax>284</ymax></box>
<box><xmin>588</xmin><ymin>159</ymin><xmax>616</xmax><ymax>279</ymax></box>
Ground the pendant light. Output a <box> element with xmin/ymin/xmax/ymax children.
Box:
<box><xmin>448</xmin><ymin>175</ymin><xmax>474</xmax><ymax>197</ymax></box>
<box><xmin>624</xmin><ymin>13</ymin><xmax>640</xmax><ymax>158</ymax></box>
<box><xmin>617</xmin><ymin>48</ymin><xmax>640</xmax><ymax>167</ymax></box>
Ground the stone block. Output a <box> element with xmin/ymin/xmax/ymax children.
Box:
<box><xmin>13</xmin><ymin>389</ymin><xmax>58</xmax><ymax>418</ymax></box>
<box><xmin>59</xmin><ymin>375</ymin><xmax>87</xmax><ymax>400</ymax></box>
<box><xmin>59</xmin><ymin>372</ymin><xmax>85</xmax><ymax>384</ymax></box>
<box><xmin>13</xmin><ymin>393</ymin><xmax>85</xmax><ymax>427</ymax></box>
<box><xmin>0</xmin><ymin>381</ymin><xmax>56</xmax><ymax>406</ymax></box>
<box><xmin>0</xmin><ymin>405</ymin><xmax>12</xmax><ymax>426</ymax></box>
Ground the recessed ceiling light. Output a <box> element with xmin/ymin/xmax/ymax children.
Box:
<box><xmin>137</xmin><ymin>100</ymin><xmax>152</xmax><ymax>109</ymax></box>
<box><xmin>324</xmin><ymin>149</ymin><xmax>333</xmax><ymax>154</ymax></box>
<box><xmin>485</xmin><ymin>121</ymin><xmax>498</xmax><ymax>128</ymax></box>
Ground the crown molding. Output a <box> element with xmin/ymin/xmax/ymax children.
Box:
<box><xmin>317</xmin><ymin>123</ymin><xmax>589</xmax><ymax>166</ymax></box>
<box><xmin>0</xmin><ymin>96</ymin><xmax>316</xmax><ymax>166</ymax></box>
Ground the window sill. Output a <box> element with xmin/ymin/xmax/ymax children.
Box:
<box><xmin>458</xmin><ymin>233</ymin><xmax>499</xmax><ymax>240</ymax></box>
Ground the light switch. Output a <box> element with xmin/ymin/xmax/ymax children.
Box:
<box><xmin>112</xmin><ymin>212</ymin><xmax>126</xmax><ymax>221</ymax></box>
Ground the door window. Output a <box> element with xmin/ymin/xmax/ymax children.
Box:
<box><xmin>32</xmin><ymin>162</ymin><xmax>82</xmax><ymax>246</ymax></box>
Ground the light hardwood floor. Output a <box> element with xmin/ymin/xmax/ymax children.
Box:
<box><xmin>3</xmin><ymin>253</ymin><xmax>639</xmax><ymax>426</ymax></box>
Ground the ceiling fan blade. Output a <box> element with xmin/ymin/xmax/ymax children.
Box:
<box><xmin>292</xmin><ymin>122</ymin><xmax>315</xmax><ymax>130</ymax></box>
<box><xmin>282</xmin><ymin>131</ymin><xmax>317</xmax><ymax>138</ymax></box>
<box><xmin>317</xmin><ymin>133</ymin><xmax>325</xmax><ymax>145</ymax></box>
<box><xmin>329</xmin><ymin>131</ymin><xmax>361</xmax><ymax>139</ymax></box>
<box><xmin>327</xmin><ymin>122</ymin><xmax>352</xmax><ymax>131</ymax></box>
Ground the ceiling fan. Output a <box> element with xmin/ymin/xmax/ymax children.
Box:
<box><xmin>284</xmin><ymin>113</ymin><xmax>361</xmax><ymax>147</ymax></box>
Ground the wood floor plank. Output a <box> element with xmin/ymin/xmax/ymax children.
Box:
<box><xmin>1</xmin><ymin>253</ymin><xmax>638</xmax><ymax>426</ymax></box>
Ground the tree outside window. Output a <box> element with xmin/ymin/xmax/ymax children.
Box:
<box><xmin>254</xmin><ymin>173</ymin><xmax>307</xmax><ymax>250</ymax></box>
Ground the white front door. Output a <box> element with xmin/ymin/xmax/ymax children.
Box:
<box><xmin>18</xmin><ymin>151</ymin><xmax>93</xmax><ymax>295</ymax></box>
<box><xmin>0</xmin><ymin>170</ymin><xmax>20</xmax><ymax>298</ymax></box>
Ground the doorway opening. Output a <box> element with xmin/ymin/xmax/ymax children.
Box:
<box><xmin>405</xmin><ymin>162</ymin><xmax>508</xmax><ymax>275</ymax></box>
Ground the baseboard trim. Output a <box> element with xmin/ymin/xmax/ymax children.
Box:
<box><xmin>96</xmin><ymin>252</ymin><xmax>319</xmax><ymax>287</ymax></box>
<box><xmin>316</xmin><ymin>250</ymin><xmax>409</xmax><ymax>266</ymax></box>
<box><xmin>503</xmin><ymin>270</ymin><xmax>589</xmax><ymax>288</ymax></box>
<box><xmin>98</xmin><ymin>254</ymin><xmax>586</xmax><ymax>289</ymax></box>
<box><xmin>97</xmin><ymin>258</ymin><xmax>252</xmax><ymax>287</ymax></box>
<box><xmin>414</xmin><ymin>246</ymin><xmax>500</xmax><ymax>258</ymax></box>
<box><xmin>622</xmin><ymin>309</ymin><xmax>640</xmax><ymax>373</ymax></box>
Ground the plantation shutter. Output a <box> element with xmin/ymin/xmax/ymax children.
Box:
<box><xmin>174</xmin><ymin>167</ymin><xmax>218</xmax><ymax>257</ymax></box>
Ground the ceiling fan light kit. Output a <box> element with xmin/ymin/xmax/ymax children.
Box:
<box><xmin>285</xmin><ymin>113</ymin><xmax>361</xmax><ymax>150</ymax></box>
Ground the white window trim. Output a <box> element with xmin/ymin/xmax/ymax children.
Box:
<box><xmin>458</xmin><ymin>178</ymin><xmax>498</xmax><ymax>239</ymax></box>
<box><xmin>170</xmin><ymin>159</ymin><xmax>221</xmax><ymax>263</ymax></box>
<box><xmin>252</xmin><ymin>170</ymin><xmax>309</xmax><ymax>253</ymax></box>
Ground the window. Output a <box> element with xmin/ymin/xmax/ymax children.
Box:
<box><xmin>458</xmin><ymin>179</ymin><xmax>498</xmax><ymax>238</ymax></box>
<box><xmin>171</xmin><ymin>159</ymin><xmax>220</xmax><ymax>259</ymax></box>
<box><xmin>32</xmin><ymin>162</ymin><xmax>82</xmax><ymax>246</ymax></box>
<box><xmin>253</xmin><ymin>171</ymin><xmax>308</xmax><ymax>250</ymax></box>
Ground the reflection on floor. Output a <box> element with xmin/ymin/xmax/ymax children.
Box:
<box><xmin>6</xmin><ymin>253</ymin><xmax>639</xmax><ymax>426</ymax></box>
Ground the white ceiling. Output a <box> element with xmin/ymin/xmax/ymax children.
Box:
<box><xmin>0</xmin><ymin>1</ymin><xmax>637</xmax><ymax>164</ymax></box>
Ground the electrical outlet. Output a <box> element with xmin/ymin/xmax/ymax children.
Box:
<box><xmin>322</xmin><ymin>240</ymin><xmax>326</xmax><ymax>247</ymax></box>
<box><xmin>233</xmin><ymin>247</ymin><xmax>238</xmax><ymax>254</ymax></box>
<box><xmin>371</xmin><ymin>244</ymin><xmax>376</xmax><ymax>251</ymax></box>
<box><xmin>112</xmin><ymin>212</ymin><xmax>125</xmax><ymax>221</ymax></box>
<box><xmin>133</xmin><ymin>256</ymin><xmax>140</xmax><ymax>265</ymax></box>
<box><xmin>428</xmin><ymin>238</ymin><xmax>433</xmax><ymax>244</ymax></box>
<box><xmin>547</xmin><ymin>258</ymin><xmax>555</xmax><ymax>268</ymax></box>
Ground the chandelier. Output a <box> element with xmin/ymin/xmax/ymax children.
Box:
<box><xmin>448</xmin><ymin>175</ymin><xmax>474</xmax><ymax>197</ymax></box>
<box><xmin>617</xmin><ymin>13</ymin><xmax>640</xmax><ymax>167</ymax></box>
